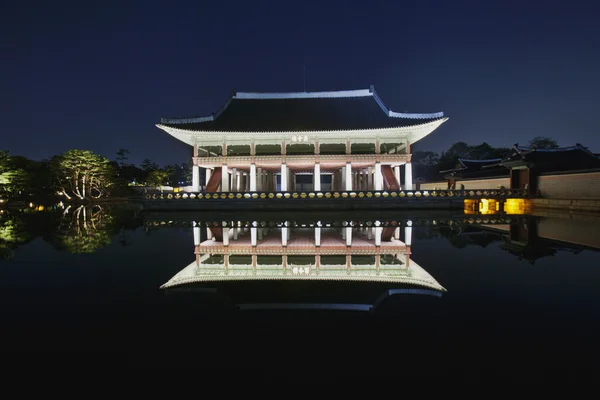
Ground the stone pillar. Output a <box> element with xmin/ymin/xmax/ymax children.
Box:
<box><xmin>251</xmin><ymin>223</ymin><xmax>257</xmax><ymax>246</ymax></box>
<box><xmin>405</xmin><ymin>220</ymin><xmax>413</xmax><ymax>246</ymax></box>
<box><xmin>193</xmin><ymin>223</ymin><xmax>200</xmax><ymax>246</ymax></box>
<box><xmin>345</xmin><ymin>227</ymin><xmax>352</xmax><ymax>246</ymax></box>
<box><xmin>394</xmin><ymin>227</ymin><xmax>400</xmax><ymax>240</ymax></box>
<box><xmin>223</xmin><ymin>227</ymin><xmax>230</xmax><ymax>246</ymax></box>
<box><xmin>314</xmin><ymin>163</ymin><xmax>321</xmax><ymax>191</ymax></box>
<box><xmin>405</xmin><ymin>162</ymin><xmax>413</xmax><ymax>190</ymax></box>
<box><xmin>345</xmin><ymin>163</ymin><xmax>352</xmax><ymax>191</ymax></box>
<box><xmin>250</xmin><ymin>164</ymin><xmax>257</xmax><ymax>191</ymax></box>
<box><xmin>281</xmin><ymin>226</ymin><xmax>288</xmax><ymax>246</ymax></box>
<box><xmin>281</xmin><ymin>163</ymin><xmax>288</xmax><ymax>191</ymax></box>
<box><xmin>256</xmin><ymin>167</ymin><xmax>262</xmax><ymax>191</ymax></box>
<box><xmin>221</xmin><ymin>164</ymin><xmax>229</xmax><ymax>192</ymax></box>
<box><xmin>236</xmin><ymin>171</ymin><xmax>241</xmax><ymax>192</ymax></box>
<box><xmin>231</xmin><ymin>168</ymin><xmax>237</xmax><ymax>192</ymax></box>
<box><xmin>374</xmin><ymin>162</ymin><xmax>382</xmax><ymax>191</ymax></box>
<box><xmin>315</xmin><ymin>226</ymin><xmax>321</xmax><ymax>246</ymax></box>
<box><xmin>375</xmin><ymin>225</ymin><xmax>382</xmax><ymax>246</ymax></box>
<box><xmin>192</xmin><ymin>165</ymin><xmax>200</xmax><ymax>192</ymax></box>
<box><xmin>341</xmin><ymin>166</ymin><xmax>346</xmax><ymax>190</ymax></box>
<box><xmin>367</xmin><ymin>166</ymin><xmax>372</xmax><ymax>190</ymax></box>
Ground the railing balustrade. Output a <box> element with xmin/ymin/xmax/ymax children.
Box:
<box><xmin>143</xmin><ymin>215</ymin><xmax>529</xmax><ymax>228</ymax></box>
<box><xmin>144</xmin><ymin>188</ymin><xmax>528</xmax><ymax>201</ymax></box>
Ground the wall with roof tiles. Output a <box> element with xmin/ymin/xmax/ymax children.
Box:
<box><xmin>538</xmin><ymin>172</ymin><xmax>600</xmax><ymax>199</ymax></box>
<box><xmin>418</xmin><ymin>177</ymin><xmax>509</xmax><ymax>190</ymax></box>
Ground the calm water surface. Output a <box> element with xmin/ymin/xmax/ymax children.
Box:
<box><xmin>1</xmin><ymin>203</ymin><xmax>599</xmax><ymax>373</ymax></box>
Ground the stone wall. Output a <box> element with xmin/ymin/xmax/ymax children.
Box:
<box><xmin>538</xmin><ymin>171</ymin><xmax>600</xmax><ymax>199</ymax></box>
<box><xmin>419</xmin><ymin>177</ymin><xmax>509</xmax><ymax>191</ymax></box>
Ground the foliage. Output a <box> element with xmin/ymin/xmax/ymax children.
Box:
<box><xmin>412</xmin><ymin>151</ymin><xmax>440</xmax><ymax>180</ymax></box>
<box><xmin>146</xmin><ymin>170</ymin><xmax>169</xmax><ymax>187</ymax></box>
<box><xmin>52</xmin><ymin>150</ymin><xmax>116</xmax><ymax>199</ymax></box>
<box><xmin>116</xmin><ymin>148</ymin><xmax>130</xmax><ymax>167</ymax></box>
<box><xmin>0</xmin><ymin>150</ymin><xmax>29</xmax><ymax>197</ymax></box>
<box><xmin>141</xmin><ymin>158</ymin><xmax>159</xmax><ymax>172</ymax></box>
<box><xmin>0</xmin><ymin>214</ymin><xmax>32</xmax><ymax>259</ymax></box>
<box><xmin>528</xmin><ymin>136</ymin><xmax>559</xmax><ymax>149</ymax></box>
<box><xmin>50</xmin><ymin>205</ymin><xmax>112</xmax><ymax>253</ymax></box>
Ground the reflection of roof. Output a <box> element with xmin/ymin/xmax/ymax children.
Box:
<box><xmin>157</xmin><ymin>86</ymin><xmax>446</xmax><ymax>133</ymax></box>
<box><xmin>164</xmin><ymin>287</ymin><xmax>443</xmax><ymax>313</ymax></box>
<box><xmin>161</xmin><ymin>258</ymin><xmax>446</xmax><ymax>292</ymax></box>
<box><xmin>499</xmin><ymin>242</ymin><xmax>557</xmax><ymax>264</ymax></box>
<box><xmin>238</xmin><ymin>289</ymin><xmax>443</xmax><ymax>312</ymax></box>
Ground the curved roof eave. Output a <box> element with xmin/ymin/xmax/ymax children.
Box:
<box><xmin>156</xmin><ymin>118</ymin><xmax>448</xmax><ymax>146</ymax></box>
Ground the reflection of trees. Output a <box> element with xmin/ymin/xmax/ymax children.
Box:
<box><xmin>50</xmin><ymin>205</ymin><xmax>112</xmax><ymax>253</ymax></box>
<box><xmin>438</xmin><ymin>226</ymin><xmax>504</xmax><ymax>249</ymax></box>
<box><xmin>0</xmin><ymin>213</ymin><xmax>33</xmax><ymax>259</ymax></box>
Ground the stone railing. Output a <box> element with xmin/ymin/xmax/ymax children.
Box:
<box><xmin>144</xmin><ymin>188</ymin><xmax>528</xmax><ymax>201</ymax></box>
<box><xmin>143</xmin><ymin>215</ymin><xmax>529</xmax><ymax>229</ymax></box>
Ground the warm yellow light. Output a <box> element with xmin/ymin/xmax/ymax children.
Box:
<box><xmin>37</xmin><ymin>205</ymin><xmax>45</xmax><ymax>211</ymax></box>
<box><xmin>463</xmin><ymin>199</ymin><xmax>478</xmax><ymax>213</ymax></box>
<box><xmin>478</xmin><ymin>199</ymin><xmax>500</xmax><ymax>215</ymax></box>
<box><xmin>504</xmin><ymin>198</ymin><xmax>527</xmax><ymax>214</ymax></box>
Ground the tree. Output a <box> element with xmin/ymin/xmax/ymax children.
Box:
<box><xmin>116</xmin><ymin>148</ymin><xmax>130</xmax><ymax>167</ymax></box>
<box><xmin>528</xmin><ymin>136</ymin><xmax>559</xmax><ymax>149</ymax></box>
<box><xmin>146</xmin><ymin>170</ymin><xmax>169</xmax><ymax>188</ymax></box>
<box><xmin>0</xmin><ymin>150</ymin><xmax>29</xmax><ymax>198</ymax></box>
<box><xmin>412</xmin><ymin>151</ymin><xmax>440</xmax><ymax>180</ymax></box>
<box><xmin>52</xmin><ymin>150</ymin><xmax>116</xmax><ymax>200</ymax></box>
<box><xmin>140</xmin><ymin>159</ymin><xmax>158</xmax><ymax>172</ymax></box>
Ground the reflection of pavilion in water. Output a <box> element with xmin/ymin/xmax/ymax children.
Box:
<box><xmin>161</xmin><ymin>221</ymin><xmax>446</xmax><ymax>293</ymax></box>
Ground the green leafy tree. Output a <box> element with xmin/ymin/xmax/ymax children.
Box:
<box><xmin>146</xmin><ymin>170</ymin><xmax>169</xmax><ymax>188</ymax></box>
<box><xmin>528</xmin><ymin>136</ymin><xmax>559</xmax><ymax>149</ymax></box>
<box><xmin>52</xmin><ymin>150</ymin><xmax>116</xmax><ymax>199</ymax></box>
<box><xmin>116</xmin><ymin>148</ymin><xmax>130</xmax><ymax>167</ymax></box>
<box><xmin>0</xmin><ymin>150</ymin><xmax>29</xmax><ymax>198</ymax></box>
<box><xmin>140</xmin><ymin>159</ymin><xmax>158</xmax><ymax>172</ymax></box>
<box><xmin>412</xmin><ymin>151</ymin><xmax>440</xmax><ymax>180</ymax></box>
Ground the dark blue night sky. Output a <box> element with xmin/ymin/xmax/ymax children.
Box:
<box><xmin>4</xmin><ymin>0</ymin><xmax>600</xmax><ymax>166</ymax></box>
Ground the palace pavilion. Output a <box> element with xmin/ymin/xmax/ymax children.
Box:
<box><xmin>156</xmin><ymin>86</ymin><xmax>448</xmax><ymax>193</ymax></box>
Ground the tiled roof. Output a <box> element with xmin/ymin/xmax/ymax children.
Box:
<box><xmin>501</xmin><ymin>143</ymin><xmax>600</xmax><ymax>171</ymax></box>
<box><xmin>159</xmin><ymin>86</ymin><xmax>444</xmax><ymax>132</ymax></box>
<box><xmin>439</xmin><ymin>158</ymin><xmax>504</xmax><ymax>175</ymax></box>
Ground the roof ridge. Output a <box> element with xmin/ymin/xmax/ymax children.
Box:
<box><xmin>233</xmin><ymin>88</ymin><xmax>372</xmax><ymax>100</ymax></box>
